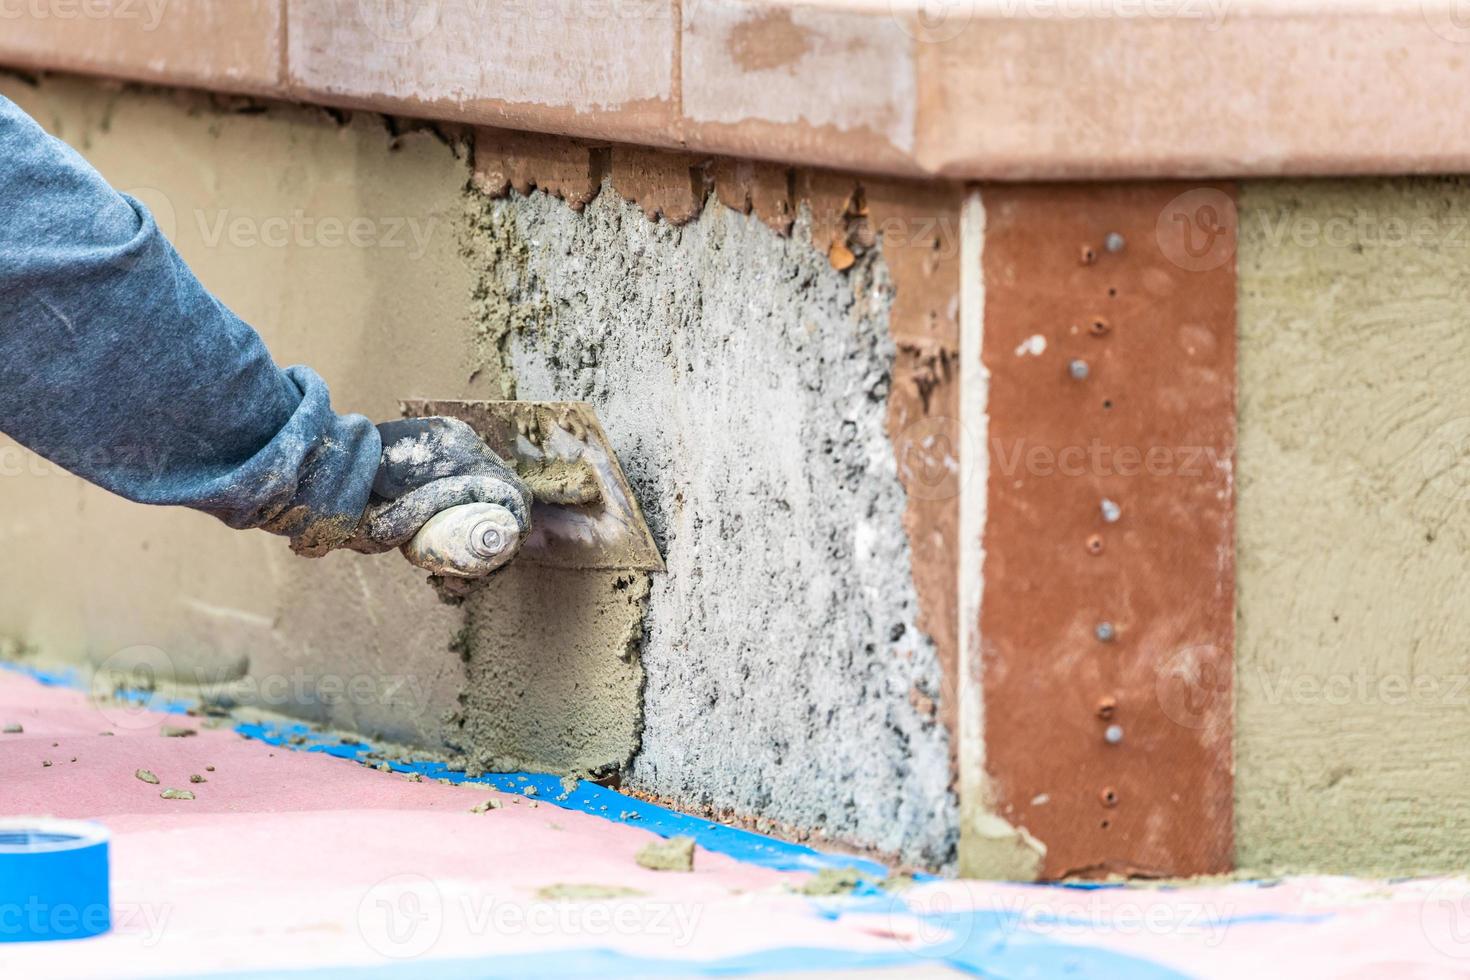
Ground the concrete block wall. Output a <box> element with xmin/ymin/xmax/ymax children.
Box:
<box><xmin>9</xmin><ymin>4</ymin><xmax>1470</xmax><ymax>881</ymax></box>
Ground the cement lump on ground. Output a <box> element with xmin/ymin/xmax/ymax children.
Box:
<box><xmin>635</xmin><ymin>835</ymin><xmax>695</xmax><ymax>872</ymax></box>
<box><xmin>798</xmin><ymin>867</ymin><xmax>914</xmax><ymax>896</ymax></box>
<box><xmin>536</xmin><ymin>883</ymin><xmax>645</xmax><ymax>901</ymax></box>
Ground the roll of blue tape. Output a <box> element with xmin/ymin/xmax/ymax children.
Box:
<box><xmin>0</xmin><ymin>819</ymin><xmax>111</xmax><ymax>943</ymax></box>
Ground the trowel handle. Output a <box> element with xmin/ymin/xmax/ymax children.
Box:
<box><xmin>401</xmin><ymin>502</ymin><xmax>524</xmax><ymax>578</ymax></box>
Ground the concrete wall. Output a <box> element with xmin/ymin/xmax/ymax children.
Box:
<box><xmin>0</xmin><ymin>76</ymin><xmax>957</xmax><ymax>868</ymax></box>
<box><xmin>19</xmin><ymin>75</ymin><xmax>1470</xmax><ymax>879</ymax></box>
<box><xmin>1236</xmin><ymin>178</ymin><xmax>1470</xmax><ymax>876</ymax></box>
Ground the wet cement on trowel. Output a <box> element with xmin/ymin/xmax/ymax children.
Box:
<box><xmin>465</xmin><ymin>183</ymin><xmax>956</xmax><ymax>867</ymax></box>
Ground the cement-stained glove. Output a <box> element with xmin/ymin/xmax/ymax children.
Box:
<box><xmin>343</xmin><ymin>417</ymin><xmax>533</xmax><ymax>557</ymax></box>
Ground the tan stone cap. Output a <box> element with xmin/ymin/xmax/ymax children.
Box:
<box><xmin>3</xmin><ymin>0</ymin><xmax>1469</xmax><ymax>180</ymax></box>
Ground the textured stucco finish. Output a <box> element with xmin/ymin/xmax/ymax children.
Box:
<box><xmin>1237</xmin><ymin>178</ymin><xmax>1470</xmax><ymax>875</ymax></box>
<box><xmin>478</xmin><ymin>185</ymin><xmax>957</xmax><ymax>867</ymax></box>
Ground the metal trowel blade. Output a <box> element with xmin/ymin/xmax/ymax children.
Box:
<box><xmin>400</xmin><ymin>400</ymin><xmax>664</xmax><ymax>572</ymax></box>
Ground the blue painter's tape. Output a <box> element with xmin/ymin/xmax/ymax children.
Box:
<box><xmin>0</xmin><ymin>819</ymin><xmax>111</xmax><ymax>943</ymax></box>
<box><xmin>235</xmin><ymin>718</ymin><xmax>908</xmax><ymax>878</ymax></box>
<box><xmin>0</xmin><ymin>661</ymin><xmax>84</xmax><ymax>689</ymax></box>
<box><xmin>0</xmin><ymin>661</ymin><xmax>195</xmax><ymax>716</ymax></box>
<box><xmin>2</xmin><ymin>663</ymin><xmax>910</xmax><ymax>878</ymax></box>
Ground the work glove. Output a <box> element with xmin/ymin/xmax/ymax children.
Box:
<box><xmin>343</xmin><ymin>417</ymin><xmax>533</xmax><ymax>556</ymax></box>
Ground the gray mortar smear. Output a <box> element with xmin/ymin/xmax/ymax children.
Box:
<box><xmin>464</xmin><ymin>183</ymin><xmax>958</xmax><ymax>867</ymax></box>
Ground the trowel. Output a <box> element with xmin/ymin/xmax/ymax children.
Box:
<box><xmin>397</xmin><ymin>400</ymin><xmax>663</xmax><ymax>589</ymax></box>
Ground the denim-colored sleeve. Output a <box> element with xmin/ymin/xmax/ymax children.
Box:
<box><xmin>0</xmin><ymin>94</ymin><xmax>381</xmax><ymax>555</ymax></box>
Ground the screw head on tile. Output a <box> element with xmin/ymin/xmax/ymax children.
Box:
<box><xmin>1104</xmin><ymin>232</ymin><xmax>1126</xmax><ymax>253</ymax></box>
<box><xmin>1086</xmin><ymin>534</ymin><xmax>1104</xmax><ymax>556</ymax></box>
<box><xmin>1100</xmin><ymin>498</ymin><xmax>1121</xmax><ymax>523</ymax></box>
<box><xmin>1095</xmin><ymin>622</ymin><xmax>1116</xmax><ymax>643</ymax></box>
<box><xmin>1069</xmin><ymin>358</ymin><xmax>1090</xmax><ymax>380</ymax></box>
<box><xmin>1104</xmin><ymin>724</ymin><xmax>1124</xmax><ymax>745</ymax></box>
<box><xmin>1099</xmin><ymin>785</ymin><xmax>1120</xmax><ymax>807</ymax></box>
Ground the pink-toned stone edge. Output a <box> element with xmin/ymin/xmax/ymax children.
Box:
<box><xmin>2</xmin><ymin>1</ymin><xmax>1468</xmax><ymax>180</ymax></box>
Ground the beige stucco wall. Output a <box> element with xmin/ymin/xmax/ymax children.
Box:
<box><xmin>0</xmin><ymin>75</ymin><xmax>486</xmax><ymax>748</ymax></box>
<box><xmin>1236</xmin><ymin>177</ymin><xmax>1470</xmax><ymax>875</ymax></box>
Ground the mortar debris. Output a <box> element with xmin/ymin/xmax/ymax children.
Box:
<box><xmin>797</xmin><ymin>867</ymin><xmax>913</xmax><ymax>896</ymax></box>
<box><xmin>135</xmin><ymin>768</ymin><xmax>160</xmax><ymax>784</ymax></box>
<box><xmin>160</xmin><ymin>788</ymin><xmax>196</xmax><ymax>801</ymax></box>
<box><xmin>190</xmin><ymin>774</ymin><xmax>206</xmax><ymax>784</ymax></box>
<box><xmin>470</xmin><ymin>799</ymin><xmax>503</xmax><ymax>813</ymax></box>
<box><xmin>635</xmin><ymin>836</ymin><xmax>695</xmax><ymax>872</ymax></box>
<box><xmin>205</xmin><ymin>765</ymin><xmax>215</xmax><ymax>772</ymax></box>
<box><xmin>2</xmin><ymin>723</ymin><xmax>22</xmax><ymax>734</ymax></box>
<box><xmin>405</xmin><ymin>772</ymin><xmax>425</xmax><ymax>782</ymax></box>
<box><xmin>160</xmin><ymin>725</ymin><xmax>196</xmax><ymax>738</ymax></box>
<box><xmin>536</xmin><ymin>883</ymin><xmax>645</xmax><ymax>901</ymax></box>
<box><xmin>41</xmin><ymin>760</ymin><xmax>51</xmax><ymax>767</ymax></box>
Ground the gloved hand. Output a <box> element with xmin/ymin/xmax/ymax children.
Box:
<box><xmin>343</xmin><ymin>417</ymin><xmax>533</xmax><ymax>557</ymax></box>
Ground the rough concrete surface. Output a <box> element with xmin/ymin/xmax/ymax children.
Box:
<box><xmin>0</xmin><ymin>75</ymin><xmax>955</xmax><ymax>866</ymax></box>
<box><xmin>478</xmin><ymin>185</ymin><xmax>957</xmax><ymax>867</ymax></box>
<box><xmin>1237</xmin><ymin>178</ymin><xmax>1470</xmax><ymax>875</ymax></box>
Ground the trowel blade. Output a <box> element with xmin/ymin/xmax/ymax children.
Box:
<box><xmin>401</xmin><ymin>400</ymin><xmax>664</xmax><ymax>573</ymax></box>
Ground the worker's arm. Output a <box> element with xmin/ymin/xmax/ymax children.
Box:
<box><xmin>0</xmin><ymin>93</ymin><xmax>529</xmax><ymax>559</ymax></box>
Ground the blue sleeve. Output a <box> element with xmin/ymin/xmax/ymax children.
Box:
<box><xmin>0</xmin><ymin>93</ymin><xmax>381</xmax><ymax>555</ymax></box>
